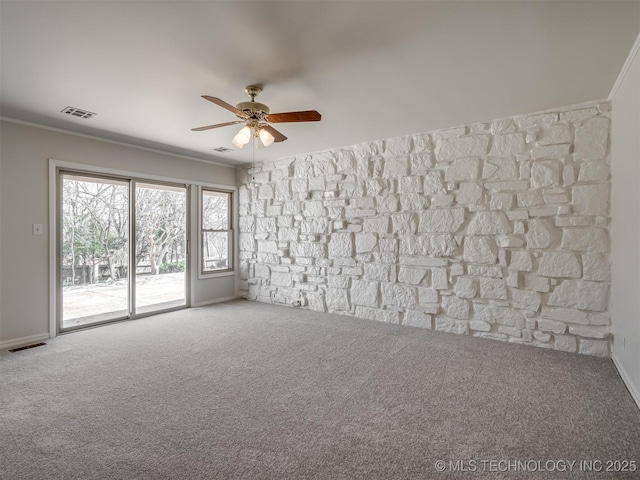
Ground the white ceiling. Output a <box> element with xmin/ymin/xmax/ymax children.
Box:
<box><xmin>1</xmin><ymin>1</ymin><xmax>638</xmax><ymax>166</ymax></box>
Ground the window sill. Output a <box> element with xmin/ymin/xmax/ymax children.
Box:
<box><xmin>198</xmin><ymin>270</ymin><xmax>235</xmax><ymax>280</ymax></box>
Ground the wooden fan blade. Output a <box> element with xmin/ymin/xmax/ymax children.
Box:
<box><xmin>265</xmin><ymin>110</ymin><xmax>321</xmax><ymax>123</ymax></box>
<box><xmin>191</xmin><ymin>121</ymin><xmax>243</xmax><ymax>132</ymax></box>
<box><xmin>262</xmin><ymin>125</ymin><xmax>287</xmax><ymax>143</ymax></box>
<box><xmin>202</xmin><ymin>96</ymin><xmax>247</xmax><ymax>118</ymax></box>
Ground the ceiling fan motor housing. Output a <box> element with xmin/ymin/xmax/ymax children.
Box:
<box><xmin>235</xmin><ymin>101</ymin><xmax>270</xmax><ymax>119</ymax></box>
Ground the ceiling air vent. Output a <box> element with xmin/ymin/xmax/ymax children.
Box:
<box><xmin>212</xmin><ymin>146</ymin><xmax>234</xmax><ymax>153</ymax></box>
<box><xmin>61</xmin><ymin>106</ymin><xmax>97</xmax><ymax>119</ymax></box>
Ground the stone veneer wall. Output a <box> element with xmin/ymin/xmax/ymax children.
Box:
<box><xmin>237</xmin><ymin>100</ymin><xmax>612</xmax><ymax>356</ymax></box>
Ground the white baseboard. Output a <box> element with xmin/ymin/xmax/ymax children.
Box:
<box><xmin>612</xmin><ymin>353</ymin><xmax>640</xmax><ymax>411</ymax></box>
<box><xmin>0</xmin><ymin>333</ymin><xmax>50</xmax><ymax>351</ymax></box>
<box><xmin>192</xmin><ymin>295</ymin><xmax>239</xmax><ymax>308</ymax></box>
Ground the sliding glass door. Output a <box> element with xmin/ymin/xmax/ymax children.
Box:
<box><xmin>134</xmin><ymin>183</ymin><xmax>187</xmax><ymax>315</ymax></box>
<box><xmin>61</xmin><ymin>174</ymin><xmax>130</xmax><ymax>328</ymax></box>
<box><xmin>59</xmin><ymin>172</ymin><xmax>188</xmax><ymax>331</ymax></box>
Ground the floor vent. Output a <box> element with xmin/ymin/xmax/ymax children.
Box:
<box><xmin>61</xmin><ymin>106</ymin><xmax>97</xmax><ymax>119</ymax></box>
<box><xmin>212</xmin><ymin>146</ymin><xmax>234</xmax><ymax>153</ymax></box>
<box><xmin>9</xmin><ymin>342</ymin><xmax>47</xmax><ymax>353</ymax></box>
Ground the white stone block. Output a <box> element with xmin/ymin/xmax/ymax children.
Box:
<box><xmin>382</xmin><ymin>157</ymin><xmax>409</xmax><ymax>177</ymax></box>
<box><xmin>435</xmin><ymin>317</ymin><xmax>469</xmax><ymax>334</ymax></box>
<box><xmin>496</xmin><ymin>235</ymin><xmax>524</xmax><ymax>248</ymax></box>
<box><xmin>364</xmin><ymin>263</ymin><xmax>393</xmax><ymax>282</ymax></box>
<box><xmin>490</xmin><ymin>193</ymin><xmax>513</xmax><ymax>210</ymax></box>
<box><xmin>541</xmin><ymin>306</ymin><xmax>588</xmax><ymax>325</ymax></box>
<box><xmin>328</xmin><ymin>233</ymin><xmax>353</xmax><ymax>258</ymax></box>
<box><xmin>456</xmin><ymin>182</ymin><xmax>483</xmax><ymax>205</ymax></box>
<box><xmin>423</xmin><ymin>172</ymin><xmax>447</xmax><ymax>195</ymax></box>
<box><xmin>381</xmin><ymin>283</ymin><xmax>417</xmax><ymax>308</ymax></box>
<box><xmin>533</xmin><ymin>331</ymin><xmax>552</xmax><ymax>342</ymax></box>
<box><xmin>350</xmin><ymin>280</ymin><xmax>379</xmax><ymax>307</ymax></box>
<box><xmin>463</xmin><ymin>236</ymin><xmax>497</xmax><ymax>264</ymax></box>
<box><xmin>474</xmin><ymin>304</ymin><xmax>525</xmax><ymax>327</ymax></box>
<box><xmin>554</xmin><ymin>335</ymin><xmax>577</xmax><ymax>353</ymax></box>
<box><xmin>391</xmin><ymin>213</ymin><xmax>417</xmax><ymax>234</ymax></box>
<box><xmin>537</xmin><ymin>318</ymin><xmax>567</xmax><ymax>334</ymax></box>
<box><xmin>300</xmin><ymin>218</ymin><xmax>330</xmax><ymax>234</ymax></box>
<box><xmin>290</xmin><ymin>242</ymin><xmax>326</xmax><ymax>259</ymax></box>
<box><xmin>418</xmin><ymin>208</ymin><xmax>465</xmax><ymax>233</ymax></box>
<box><xmin>538</xmin><ymin>124</ymin><xmax>571</xmax><ymax>146</ymax></box>
<box><xmin>431</xmin><ymin>194</ymin><xmax>455</xmax><ymax>207</ymax></box>
<box><xmin>560</xmin><ymin>228</ymin><xmax>609</xmax><ymax>253</ymax></box>
<box><xmin>581</xmin><ymin>254</ymin><xmax>610</xmax><ymax>281</ymax></box>
<box><xmin>328</xmin><ymin>275</ymin><xmax>350</xmax><ymax>289</ymax></box>
<box><xmin>466</xmin><ymin>211</ymin><xmax>511</xmax><ymax>235</ymax></box>
<box><xmin>531</xmin><ymin>144</ymin><xmax>570</xmax><ymax>160</ymax></box>
<box><xmin>454</xmin><ymin>277</ymin><xmax>477</xmax><ymax>298</ymax></box>
<box><xmin>444</xmin><ymin>158</ymin><xmax>481</xmax><ymax>181</ymax></box>
<box><xmin>568</xmin><ymin>326</ymin><xmax>608</xmax><ymax>339</ymax></box>
<box><xmin>359</xmin><ymin>217</ymin><xmax>388</xmax><ymax>235</ymax></box>
<box><xmin>510</xmin><ymin>288</ymin><xmax>541</xmax><ymax>311</ymax></box>
<box><xmin>578</xmin><ymin>339</ymin><xmax>609</xmax><ymax>357</ymax></box>
<box><xmin>517</xmin><ymin>190</ymin><xmax>543</xmax><ymax>207</ymax></box>
<box><xmin>441</xmin><ymin>295</ymin><xmax>470</xmax><ymax>319</ymax></box>
<box><xmin>434</xmin><ymin>126</ymin><xmax>467</xmax><ymax>140</ymax></box>
<box><xmin>403</xmin><ymin>310</ymin><xmax>432</xmax><ymax>329</ymax></box>
<box><xmin>377</xmin><ymin>194</ymin><xmax>399</xmax><ymax>213</ymax></box>
<box><xmin>559</xmin><ymin>107</ymin><xmax>599</xmax><ymax>122</ymax></box>
<box><xmin>577</xmin><ymin>163</ymin><xmax>610</xmax><ymax>182</ymax></box>
<box><xmin>574</xmin><ymin>117</ymin><xmax>609</xmax><ymax>161</ymax></box>
<box><xmin>537</xmin><ymin>252</ymin><xmax>581</xmax><ymax>278</ymax></box>
<box><xmin>531</xmin><ymin>161</ymin><xmax>560</xmax><ymax>188</ymax></box>
<box><xmin>480</xmin><ymin>277</ymin><xmax>508</xmax><ymax>299</ymax></box>
<box><xmin>518</xmin><ymin>112</ymin><xmax>558</xmax><ymax>128</ymax></box>
<box><xmin>525</xmin><ymin>219</ymin><xmax>553</xmax><ymax>249</ymax></box>
<box><xmin>548</xmin><ymin>280</ymin><xmax>608</xmax><ymax>311</ymax></box>
<box><xmin>383</xmin><ymin>136</ymin><xmax>413</xmax><ymax>157</ymax></box>
<box><xmin>256</xmin><ymin>217</ymin><xmax>277</xmax><ymax>233</ymax></box>
<box><xmin>398</xmin><ymin>267</ymin><xmax>427</xmax><ymax>285</ymax></box>
<box><xmin>470</xmin><ymin>320</ymin><xmax>492</xmax><ymax>332</ymax></box>
<box><xmin>524</xmin><ymin>274</ymin><xmax>549</xmax><ymax>293</ymax></box>
<box><xmin>355</xmin><ymin>233</ymin><xmax>377</xmax><ymax>253</ymax></box>
<box><xmin>498</xmin><ymin>326</ymin><xmax>521</xmax><ymax>337</ymax></box>
<box><xmin>278</xmin><ymin>228</ymin><xmax>298</xmax><ymax>242</ymax></box>
<box><xmin>326</xmin><ymin>288</ymin><xmax>349</xmax><ymax>311</ymax></box>
<box><xmin>483</xmin><ymin>157</ymin><xmax>518</xmax><ymax>180</ymax></box>
<box><xmin>271</xmin><ymin>272</ymin><xmax>293</xmax><ymax>287</ymax></box>
<box><xmin>431</xmin><ymin>268</ymin><xmax>449</xmax><ymax>290</ymax></box>
<box><xmin>399</xmin><ymin>193</ymin><xmax>427</xmax><ymax>211</ymax></box>
<box><xmin>491</xmin><ymin>133</ymin><xmax>526</xmax><ymax>156</ymax></box>
<box><xmin>435</xmin><ymin>135</ymin><xmax>489</xmax><ymax>161</ymax></box>
<box><xmin>399</xmin><ymin>176</ymin><xmax>423</xmax><ymax>193</ymax></box>
<box><xmin>572</xmin><ymin>184</ymin><xmax>609</xmax><ymax>216</ymax></box>
<box><xmin>492</xmin><ymin>119</ymin><xmax>517</xmax><ymax>134</ymax></box>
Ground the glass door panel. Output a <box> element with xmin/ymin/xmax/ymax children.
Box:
<box><xmin>134</xmin><ymin>183</ymin><xmax>187</xmax><ymax>314</ymax></box>
<box><xmin>61</xmin><ymin>174</ymin><xmax>129</xmax><ymax>329</ymax></box>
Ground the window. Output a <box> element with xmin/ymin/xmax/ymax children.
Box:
<box><xmin>201</xmin><ymin>188</ymin><xmax>233</xmax><ymax>274</ymax></box>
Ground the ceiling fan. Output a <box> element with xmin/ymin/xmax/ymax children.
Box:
<box><xmin>192</xmin><ymin>85</ymin><xmax>321</xmax><ymax>148</ymax></box>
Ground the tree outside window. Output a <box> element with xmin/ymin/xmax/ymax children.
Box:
<box><xmin>201</xmin><ymin>189</ymin><xmax>232</xmax><ymax>273</ymax></box>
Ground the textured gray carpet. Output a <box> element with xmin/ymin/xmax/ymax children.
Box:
<box><xmin>1</xmin><ymin>300</ymin><xmax>639</xmax><ymax>479</ymax></box>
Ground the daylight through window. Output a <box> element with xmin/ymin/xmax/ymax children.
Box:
<box><xmin>201</xmin><ymin>189</ymin><xmax>233</xmax><ymax>274</ymax></box>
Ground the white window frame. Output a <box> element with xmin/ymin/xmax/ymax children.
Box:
<box><xmin>199</xmin><ymin>186</ymin><xmax>234</xmax><ymax>278</ymax></box>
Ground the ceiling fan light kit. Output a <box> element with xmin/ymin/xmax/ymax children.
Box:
<box><xmin>192</xmin><ymin>85</ymin><xmax>321</xmax><ymax>149</ymax></box>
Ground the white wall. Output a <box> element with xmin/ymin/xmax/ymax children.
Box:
<box><xmin>238</xmin><ymin>100</ymin><xmax>613</xmax><ymax>356</ymax></box>
<box><xmin>611</xmin><ymin>35</ymin><xmax>640</xmax><ymax>406</ymax></box>
<box><xmin>0</xmin><ymin>120</ymin><xmax>237</xmax><ymax>346</ymax></box>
